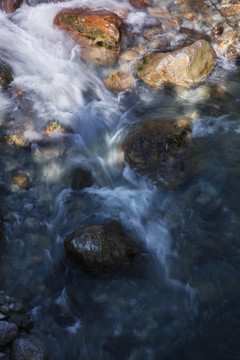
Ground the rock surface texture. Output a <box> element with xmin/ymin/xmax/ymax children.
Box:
<box><xmin>0</xmin><ymin>321</ymin><xmax>18</xmax><ymax>347</ymax></box>
<box><xmin>64</xmin><ymin>222</ymin><xmax>142</xmax><ymax>271</ymax></box>
<box><xmin>11</xmin><ymin>338</ymin><xmax>48</xmax><ymax>360</ymax></box>
<box><xmin>137</xmin><ymin>40</ymin><xmax>217</xmax><ymax>88</ymax></box>
<box><xmin>122</xmin><ymin>119</ymin><xmax>190</xmax><ymax>175</ymax></box>
<box><xmin>54</xmin><ymin>8</ymin><xmax>123</xmax><ymax>65</ymax></box>
<box><xmin>0</xmin><ymin>0</ymin><xmax>22</xmax><ymax>13</ymax></box>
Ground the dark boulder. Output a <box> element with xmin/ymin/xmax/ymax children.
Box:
<box><xmin>11</xmin><ymin>338</ymin><xmax>48</xmax><ymax>360</ymax></box>
<box><xmin>122</xmin><ymin>119</ymin><xmax>190</xmax><ymax>177</ymax></box>
<box><xmin>0</xmin><ymin>321</ymin><xmax>18</xmax><ymax>347</ymax></box>
<box><xmin>71</xmin><ymin>167</ymin><xmax>93</xmax><ymax>190</ymax></box>
<box><xmin>64</xmin><ymin>221</ymin><xmax>142</xmax><ymax>272</ymax></box>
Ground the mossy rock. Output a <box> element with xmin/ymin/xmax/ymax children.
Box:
<box><xmin>0</xmin><ymin>63</ymin><xmax>13</xmax><ymax>87</ymax></box>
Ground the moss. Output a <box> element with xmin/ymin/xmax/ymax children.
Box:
<box><xmin>96</xmin><ymin>41</ymin><xmax>104</xmax><ymax>47</ymax></box>
<box><xmin>0</xmin><ymin>64</ymin><xmax>13</xmax><ymax>86</ymax></box>
<box><xmin>137</xmin><ymin>65</ymin><xmax>143</xmax><ymax>72</ymax></box>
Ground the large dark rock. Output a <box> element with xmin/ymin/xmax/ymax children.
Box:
<box><xmin>54</xmin><ymin>8</ymin><xmax>123</xmax><ymax>65</ymax></box>
<box><xmin>71</xmin><ymin>167</ymin><xmax>93</xmax><ymax>190</ymax></box>
<box><xmin>11</xmin><ymin>338</ymin><xmax>48</xmax><ymax>360</ymax></box>
<box><xmin>0</xmin><ymin>321</ymin><xmax>18</xmax><ymax>347</ymax></box>
<box><xmin>64</xmin><ymin>221</ymin><xmax>142</xmax><ymax>272</ymax></box>
<box><xmin>122</xmin><ymin>119</ymin><xmax>190</xmax><ymax>177</ymax></box>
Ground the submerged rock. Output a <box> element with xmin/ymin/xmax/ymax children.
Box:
<box><xmin>44</xmin><ymin>121</ymin><xmax>72</xmax><ymax>138</ymax></box>
<box><xmin>64</xmin><ymin>221</ymin><xmax>142</xmax><ymax>272</ymax></box>
<box><xmin>11</xmin><ymin>338</ymin><xmax>48</xmax><ymax>360</ymax></box>
<box><xmin>137</xmin><ymin>40</ymin><xmax>217</xmax><ymax>88</ymax></box>
<box><xmin>104</xmin><ymin>71</ymin><xmax>135</xmax><ymax>92</ymax></box>
<box><xmin>54</xmin><ymin>8</ymin><xmax>123</xmax><ymax>66</ymax></box>
<box><xmin>0</xmin><ymin>0</ymin><xmax>22</xmax><ymax>13</ymax></box>
<box><xmin>0</xmin><ymin>321</ymin><xmax>18</xmax><ymax>347</ymax></box>
<box><xmin>71</xmin><ymin>167</ymin><xmax>93</xmax><ymax>190</ymax></box>
<box><xmin>0</xmin><ymin>214</ymin><xmax>4</xmax><ymax>245</ymax></box>
<box><xmin>122</xmin><ymin>119</ymin><xmax>190</xmax><ymax>176</ymax></box>
<box><xmin>11</xmin><ymin>173</ymin><xmax>31</xmax><ymax>190</ymax></box>
<box><xmin>0</xmin><ymin>63</ymin><xmax>13</xmax><ymax>87</ymax></box>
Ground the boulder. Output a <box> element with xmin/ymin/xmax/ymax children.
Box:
<box><xmin>122</xmin><ymin>119</ymin><xmax>190</xmax><ymax>176</ymax></box>
<box><xmin>0</xmin><ymin>63</ymin><xmax>13</xmax><ymax>87</ymax></box>
<box><xmin>137</xmin><ymin>40</ymin><xmax>217</xmax><ymax>88</ymax></box>
<box><xmin>54</xmin><ymin>8</ymin><xmax>123</xmax><ymax>66</ymax></box>
<box><xmin>11</xmin><ymin>338</ymin><xmax>48</xmax><ymax>360</ymax></box>
<box><xmin>0</xmin><ymin>321</ymin><xmax>18</xmax><ymax>347</ymax></box>
<box><xmin>104</xmin><ymin>71</ymin><xmax>135</xmax><ymax>92</ymax></box>
<box><xmin>0</xmin><ymin>0</ymin><xmax>22</xmax><ymax>13</ymax></box>
<box><xmin>71</xmin><ymin>167</ymin><xmax>93</xmax><ymax>190</ymax></box>
<box><xmin>64</xmin><ymin>221</ymin><xmax>142</xmax><ymax>272</ymax></box>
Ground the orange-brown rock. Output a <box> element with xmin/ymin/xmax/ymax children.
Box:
<box><xmin>44</xmin><ymin>121</ymin><xmax>72</xmax><ymax>138</ymax></box>
<box><xmin>220</xmin><ymin>4</ymin><xmax>240</xmax><ymax>16</ymax></box>
<box><xmin>0</xmin><ymin>0</ymin><xmax>22</xmax><ymax>13</ymax></box>
<box><xmin>54</xmin><ymin>8</ymin><xmax>123</xmax><ymax>65</ymax></box>
<box><xmin>104</xmin><ymin>71</ymin><xmax>135</xmax><ymax>92</ymax></box>
<box><xmin>130</xmin><ymin>0</ymin><xmax>149</xmax><ymax>8</ymax></box>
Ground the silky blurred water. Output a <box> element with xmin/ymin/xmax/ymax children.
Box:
<box><xmin>1</xmin><ymin>1</ymin><xmax>240</xmax><ymax>359</ymax></box>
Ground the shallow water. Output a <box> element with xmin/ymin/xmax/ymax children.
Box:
<box><xmin>1</xmin><ymin>1</ymin><xmax>240</xmax><ymax>359</ymax></box>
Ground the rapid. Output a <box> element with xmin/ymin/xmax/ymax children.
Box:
<box><xmin>1</xmin><ymin>0</ymin><xmax>240</xmax><ymax>359</ymax></box>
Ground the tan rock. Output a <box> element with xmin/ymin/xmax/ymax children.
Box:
<box><xmin>119</xmin><ymin>50</ymin><xmax>139</xmax><ymax>64</ymax></box>
<box><xmin>147</xmin><ymin>7</ymin><xmax>171</xmax><ymax>20</ymax></box>
<box><xmin>220</xmin><ymin>4</ymin><xmax>240</xmax><ymax>16</ymax></box>
<box><xmin>54</xmin><ymin>8</ymin><xmax>123</xmax><ymax>65</ymax></box>
<box><xmin>44</xmin><ymin>121</ymin><xmax>72</xmax><ymax>138</ymax></box>
<box><xmin>4</xmin><ymin>134</ymin><xmax>29</xmax><ymax>147</ymax></box>
<box><xmin>12</xmin><ymin>173</ymin><xmax>31</xmax><ymax>190</ymax></box>
<box><xmin>104</xmin><ymin>71</ymin><xmax>135</xmax><ymax>92</ymax></box>
<box><xmin>137</xmin><ymin>40</ymin><xmax>217</xmax><ymax>89</ymax></box>
<box><xmin>212</xmin><ymin>22</ymin><xmax>238</xmax><ymax>57</ymax></box>
<box><xmin>143</xmin><ymin>26</ymin><xmax>163</xmax><ymax>40</ymax></box>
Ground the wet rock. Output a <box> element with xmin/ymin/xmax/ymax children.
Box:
<box><xmin>104</xmin><ymin>71</ymin><xmax>135</xmax><ymax>92</ymax></box>
<box><xmin>71</xmin><ymin>167</ymin><xmax>93</xmax><ymax>190</ymax></box>
<box><xmin>130</xmin><ymin>0</ymin><xmax>149</xmax><ymax>8</ymax></box>
<box><xmin>137</xmin><ymin>40</ymin><xmax>216</xmax><ymax>89</ymax></box>
<box><xmin>8</xmin><ymin>314</ymin><xmax>33</xmax><ymax>331</ymax></box>
<box><xmin>147</xmin><ymin>7</ymin><xmax>171</xmax><ymax>20</ymax></box>
<box><xmin>11</xmin><ymin>338</ymin><xmax>48</xmax><ymax>360</ymax></box>
<box><xmin>179</xmin><ymin>27</ymin><xmax>211</xmax><ymax>42</ymax></box>
<box><xmin>143</xmin><ymin>26</ymin><xmax>163</xmax><ymax>40</ymax></box>
<box><xmin>118</xmin><ymin>50</ymin><xmax>139</xmax><ymax>64</ymax></box>
<box><xmin>0</xmin><ymin>321</ymin><xmax>18</xmax><ymax>347</ymax></box>
<box><xmin>54</xmin><ymin>8</ymin><xmax>123</xmax><ymax>66</ymax></box>
<box><xmin>64</xmin><ymin>221</ymin><xmax>142</xmax><ymax>272</ymax></box>
<box><xmin>0</xmin><ymin>214</ymin><xmax>4</xmax><ymax>245</ymax></box>
<box><xmin>212</xmin><ymin>22</ymin><xmax>239</xmax><ymax>59</ymax></box>
<box><xmin>0</xmin><ymin>0</ymin><xmax>22</xmax><ymax>13</ymax></box>
<box><xmin>11</xmin><ymin>173</ymin><xmax>30</xmax><ymax>190</ymax></box>
<box><xmin>122</xmin><ymin>119</ymin><xmax>190</xmax><ymax>176</ymax></box>
<box><xmin>3</xmin><ymin>134</ymin><xmax>30</xmax><ymax>148</ymax></box>
<box><xmin>44</xmin><ymin>121</ymin><xmax>72</xmax><ymax>138</ymax></box>
<box><xmin>220</xmin><ymin>4</ymin><xmax>240</xmax><ymax>16</ymax></box>
<box><xmin>0</xmin><ymin>63</ymin><xmax>13</xmax><ymax>87</ymax></box>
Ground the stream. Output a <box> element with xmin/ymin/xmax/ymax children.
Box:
<box><xmin>1</xmin><ymin>0</ymin><xmax>240</xmax><ymax>359</ymax></box>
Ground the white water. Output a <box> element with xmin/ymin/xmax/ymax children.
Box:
<box><xmin>1</xmin><ymin>1</ymin><xmax>240</xmax><ymax>359</ymax></box>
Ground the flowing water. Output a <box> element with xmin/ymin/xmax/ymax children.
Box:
<box><xmin>1</xmin><ymin>1</ymin><xmax>240</xmax><ymax>359</ymax></box>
